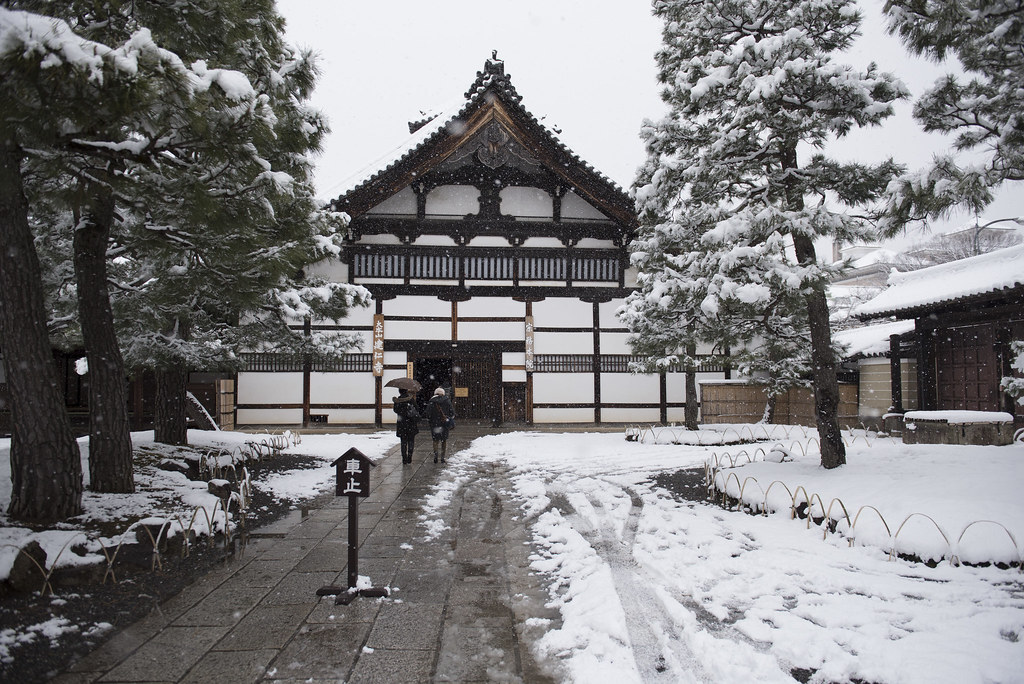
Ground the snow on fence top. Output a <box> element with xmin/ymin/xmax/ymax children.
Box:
<box><xmin>903</xmin><ymin>410</ymin><xmax>1014</xmax><ymax>424</ymax></box>
<box><xmin>853</xmin><ymin>243</ymin><xmax>1024</xmax><ymax>319</ymax></box>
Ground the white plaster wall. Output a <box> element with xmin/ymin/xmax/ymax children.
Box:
<box><xmin>357</xmin><ymin>234</ymin><xmax>402</xmax><ymax>245</ymax></box>
<box><xmin>503</xmin><ymin>369</ymin><xmax>527</xmax><ymax>382</ymax></box>
<box><xmin>366</xmin><ymin>186</ymin><xmax>416</xmax><ymax>215</ymax></box>
<box><xmin>623</xmin><ymin>265</ymin><xmax>640</xmax><ymax>288</ymax></box>
<box><xmin>501</xmin><ymin>186</ymin><xmax>552</xmax><ymax>218</ymax></box>
<box><xmin>602</xmin><ymin>373</ymin><xmax>659</xmax><ymax>401</ymax></box>
<box><xmin>413</xmin><ymin>235</ymin><xmax>458</xmax><ymax>246</ymax></box>
<box><xmin>459</xmin><ymin>321</ymin><xmax>524</xmax><ymax>341</ymax></box>
<box><xmin>237</xmin><ymin>372</ymin><xmax>302</xmax><ymax>403</ymax></box>
<box><xmin>383</xmin><ymin>351</ymin><xmax>407</xmax><ymax>366</ymax></box>
<box><xmin>562</xmin><ymin>190</ymin><xmax>609</xmax><ymax>220</ymax></box>
<box><xmin>666</xmin><ymin>372</ymin><xmax>688</xmax><ymax>403</ymax></box>
<box><xmin>310</xmin><ymin>372</ymin><xmax>374</xmax><ymax>403</ymax></box>
<box><xmin>386</xmin><ymin>297</ymin><xmax>450</xmax><ymax>317</ymax></box>
<box><xmin>426</xmin><ymin>185</ymin><xmax>478</xmax><ymax>216</ymax></box>
<box><xmin>387</xmin><ymin>319</ymin><xmax>450</xmax><ymax>341</ymax></box>
<box><xmin>236</xmin><ymin>408</ymin><xmax>302</xmax><ymax>425</ymax></box>
<box><xmin>534</xmin><ymin>373</ymin><xmax>594</xmax><ymax>402</ymax></box>
<box><xmin>600</xmin><ymin>333</ymin><xmax>633</xmax><ymax>354</ymax></box>
<box><xmin>460</xmin><ymin>298</ymin><xmax>523</xmax><ymax>317</ymax></box>
<box><xmin>325</xmin><ymin>409</ymin><xmax>376</xmax><ymax>424</ymax></box>
<box><xmin>504</xmin><ymin>351</ymin><xmax>526</xmax><ymax>366</ymax></box>
<box><xmin>578</xmin><ymin>238</ymin><xmax>616</xmax><ymax>250</ymax></box>
<box><xmin>603</xmin><ymin>408</ymin><xmax>661</xmax><ymax>423</ymax></box>
<box><xmin>467</xmin><ymin>236</ymin><xmax>510</xmax><ymax>247</ymax></box>
<box><xmin>534</xmin><ymin>408</ymin><xmax>593</xmax><ymax>423</ymax></box>
<box><xmin>535</xmin><ymin>331</ymin><xmax>592</xmax><ymax>354</ymax></box>
<box><xmin>521</xmin><ymin>237</ymin><xmax>563</xmax><ymax>248</ymax></box>
<box><xmin>599</xmin><ymin>300</ymin><xmax>628</xmax><ymax>328</ymax></box>
<box><xmin>533</xmin><ymin>298</ymin><xmax>592</xmax><ymax>326</ymax></box>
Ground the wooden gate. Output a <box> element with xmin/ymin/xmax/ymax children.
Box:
<box><xmin>935</xmin><ymin>323</ymin><xmax>1000</xmax><ymax>411</ymax></box>
<box><xmin>452</xmin><ymin>355</ymin><xmax>500</xmax><ymax>422</ymax></box>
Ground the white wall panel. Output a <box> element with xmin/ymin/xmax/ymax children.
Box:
<box><xmin>601</xmin><ymin>373</ymin><xmax>659</xmax><ymax>401</ymax></box>
<box><xmin>366</xmin><ymin>186</ymin><xmax>416</xmax><ymax>215</ymax></box>
<box><xmin>306</xmin><ymin>256</ymin><xmax>348</xmax><ymax>282</ymax></box>
<box><xmin>467</xmin><ymin>236</ymin><xmax>509</xmax><ymax>247</ymax></box>
<box><xmin>237</xmin><ymin>372</ymin><xmax>302</xmax><ymax>403</ymax></box>
<box><xmin>534</xmin><ymin>373</ymin><xmax>594</xmax><ymax>402</ymax></box>
<box><xmin>599</xmin><ymin>300</ymin><xmax>629</xmax><ymax>328</ymax></box>
<box><xmin>522</xmin><ymin>237</ymin><xmax>563</xmax><ymax>248</ymax></box>
<box><xmin>603</xmin><ymin>408</ymin><xmax>660</xmax><ymax>423</ymax></box>
<box><xmin>600</xmin><ymin>332</ymin><xmax>633</xmax><ymax>354</ymax></box>
<box><xmin>533</xmin><ymin>298</ymin><xmax>591</xmax><ymax>326</ymax></box>
<box><xmin>386</xmin><ymin>319</ymin><xmax>450</xmax><ymax>341</ymax></box>
<box><xmin>459</xmin><ymin>297</ymin><xmax>523</xmax><ymax>317</ymax></box>
<box><xmin>562</xmin><ymin>190</ymin><xmax>608</xmax><ymax>220</ymax></box>
<box><xmin>236</xmin><ymin>409</ymin><xmax>302</xmax><ymax>425</ymax></box>
<box><xmin>386</xmin><ymin>296</ymin><xmax>449</xmax><ymax>317</ymax></box>
<box><xmin>534</xmin><ymin>408</ymin><xmax>593</xmax><ymax>423</ymax></box>
<box><xmin>310</xmin><ymin>373</ymin><xmax>375</xmax><ymax>403</ymax></box>
<box><xmin>501</xmin><ymin>186</ymin><xmax>552</xmax><ymax>218</ymax></box>
<box><xmin>535</xmin><ymin>332</ymin><xmax>592</xmax><ymax>354</ymax></box>
<box><xmin>413</xmin><ymin>235</ymin><xmax>458</xmax><ymax>246</ymax></box>
<box><xmin>357</xmin><ymin>234</ymin><xmax>402</xmax><ymax>245</ymax></box>
<box><xmin>339</xmin><ymin>304</ymin><xmax>375</xmax><ymax>327</ymax></box>
<box><xmin>666</xmin><ymin>372</ymin><xmax>687</xmax><ymax>403</ymax></box>
<box><xmin>459</xmin><ymin>321</ymin><xmax>523</xmax><ymax>341</ymax></box>
<box><xmin>325</xmin><ymin>409</ymin><xmax>376</xmax><ymax>424</ymax></box>
<box><xmin>426</xmin><ymin>184</ymin><xmax>478</xmax><ymax>216</ymax></box>
<box><xmin>503</xmin><ymin>369</ymin><xmax>527</xmax><ymax>382</ymax></box>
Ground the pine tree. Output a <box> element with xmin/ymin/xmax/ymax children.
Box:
<box><xmin>0</xmin><ymin>7</ymin><xmax>200</xmax><ymax>519</ymax></box>
<box><xmin>635</xmin><ymin>0</ymin><xmax>906</xmax><ymax>468</ymax></box>
<box><xmin>880</xmin><ymin>0</ymin><xmax>1024</xmax><ymax>232</ymax></box>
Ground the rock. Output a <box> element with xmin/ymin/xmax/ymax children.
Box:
<box><xmin>158</xmin><ymin>459</ymin><xmax>191</xmax><ymax>476</ymax></box>
<box><xmin>208</xmin><ymin>479</ymin><xmax>234</xmax><ymax>501</ymax></box>
<box><xmin>7</xmin><ymin>540</ymin><xmax>48</xmax><ymax>593</ymax></box>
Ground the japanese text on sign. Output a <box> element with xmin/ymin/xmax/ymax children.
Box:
<box><xmin>525</xmin><ymin>316</ymin><xmax>534</xmax><ymax>371</ymax></box>
<box><xmin>372</xmin><ymin>314</ymin><xmax>385</xmax><ymax>377</ymax></box>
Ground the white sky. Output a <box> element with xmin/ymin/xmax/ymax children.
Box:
<box><xmin>277</xmin><ymin>0</ymin><xmax>1024</xmax><ymax>243</ymax></box>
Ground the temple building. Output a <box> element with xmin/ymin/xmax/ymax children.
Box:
<box><xmin>234</xmin><ymin>55</ymin><xmax>728</xmax><ymax>428</ymax></box>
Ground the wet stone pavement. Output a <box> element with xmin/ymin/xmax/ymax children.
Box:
<box><xmin>53</xmin><ymin>427</ymin><xmax>560</xmax><ymax>684</ymax></box>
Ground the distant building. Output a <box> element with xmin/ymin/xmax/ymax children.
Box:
<box><xmin>234</xmin><ymin>55</ymin><xmax>728</xmax><ymax>428</ymax></box>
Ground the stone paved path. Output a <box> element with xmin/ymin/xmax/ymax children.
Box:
<box><xmin>53</xmin><ymin>427</ymin><xmax>560</xmax><ymax>684</ymax></box>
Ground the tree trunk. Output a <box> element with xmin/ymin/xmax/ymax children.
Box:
<box><xmin>0</xmin><ymin>142</ymin><xmax>83</xmax><ymax>522</ymax></box>
<box><xmin>684</xmin><ymin>342</ymin><xmax>699</xmax><ymax>430</ymax></box>
<box><xmin>73</xmin><ymin>187</ymin><xmax>135</xmax><ymax>493</ymax></box>
<box><xmin>792</xmin><ymin>234</ymin><xmax>847</xmax><ymax>469</ymax></box>
<box><xmin>154</xmin><ymin>366</ymin><xmax>188</xmax><ymax>445</ymax></box>
<box><xmin>781</xmin><ymin>140</ymin><xmax>845</xmax><ymax>469</ymax></box>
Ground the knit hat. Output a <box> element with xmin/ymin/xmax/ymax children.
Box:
<box><xmin>434</xmin><ymin>387</ymin><xmax>445</xmax><ymax>397</ymax></box>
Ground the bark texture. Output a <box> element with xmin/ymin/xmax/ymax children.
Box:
<box><xmin>73</xmin><ymin>186</ymin><xmax>135</xmax><ymax>492</ymax></box>
<box><xmin>0</xmin><ymin>142</ymin><xmax>83</xmax><ymax>522</ymax></box>
<box><xmin>154</xmin><ymin>366</ymin><xmax>188</xmax><ymax>445</ymax></box>
<box><xmin>684</xmin><ymin>342</ymin><xmax>699</xmax><ymax>430</ymax></box>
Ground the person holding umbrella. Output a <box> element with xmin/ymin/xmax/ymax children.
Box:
<box><xmin>387</xmin><ymin>378</ymin><xmax>422</xmax><ymax>464</ymax></box>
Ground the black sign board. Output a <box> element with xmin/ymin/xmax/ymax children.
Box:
<box><xmin>331</xmin><ymin>447</ymin><xmax>374</xmax><ymax>498</ymax></box>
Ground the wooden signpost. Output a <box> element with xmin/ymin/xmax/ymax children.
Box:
<box><xmin>316</xmin><ymin>447</ymin><xmax>388</xmax><ymax>604</ymax></box>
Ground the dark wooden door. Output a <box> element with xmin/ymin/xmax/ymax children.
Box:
<box><xmin>503</xmin><ymin>383</ymin><xmax>526</xmax><ymax>423</ymax></box>
<box><xmin>935</xmin><ymin>323</ymin><xmax>1000</xmax><ymax>411</ymax></box>
<box><xmin>452</xmin><ymin>355</ymin><xmax>500</xmax><ymax>421</ymax></box>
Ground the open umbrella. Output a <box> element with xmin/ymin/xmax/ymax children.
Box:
<box><xmin>384</xmin><ymin>377</ymin><xmax>422</xmax><ymax>392</ymax></box>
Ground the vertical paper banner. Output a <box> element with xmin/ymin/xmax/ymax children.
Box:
<box><xmin>372</xmin><ymin>314</ymin><xmax>385</xmax><ymax>377</ymax></box>
<box><xmin>524</xmin><ymin>315</ymin><xmax>534</xmax><ymax>371</ymax></box>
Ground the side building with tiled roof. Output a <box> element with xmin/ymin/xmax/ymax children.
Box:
<box><xmin>233</xmin><ymin>55</ymin><xmax>729</xmax><ymax>427</ymax></box>
<box><xmin>854</xmin><ymin>243</ymin><xmax>1024</xmax><ymax>423</ymax></box>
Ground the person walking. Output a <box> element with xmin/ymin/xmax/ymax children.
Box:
<box><xmin>426</xmin><ymin>387</ymin><xmax>455</xmax><ymax>463</ymax></box>
<box><xmin>392</xmin><ymin>388</ymin><xmax>420</xmax><ymax>464</ymax></box>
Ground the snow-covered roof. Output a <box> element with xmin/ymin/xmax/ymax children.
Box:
<box><xmin>834</xmin><ymin>320</ymin><xmax>915</xmax><ymax>359</ymax></box>
<box><xmin>331</xmin><ymin>54</ymin><xmax>632</xmax><ymax>223</ymax></box>
<box><xmin>853</xmin><ymin>244</ymin><xmax>1024</xmax><ymax>319</ymax></box>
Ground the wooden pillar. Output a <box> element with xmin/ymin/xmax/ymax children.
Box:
<box><xmin>659</xmin><ymin>372</ymin><xmax>667</xmax><ymax>425</ymax></box>
<box><xmin>917</xmin><ymin>322</ymin><xmax>936</xmax><ymax>411</ymax></box>
<box><xmin>592</xmin><ymin>301</ymin><xmax>601</xmax><ymax>424</ymax></box>
<box><xmin>374</xmin><ymin>300</ymin><xmax>384</xmax><ymax>427</ymax></box>
<box><xmin>889</xmin><ymin>333</ymin><xmax>904</xmax><ymax>414</ymax></box>
<box><xmin>526</xmin><ymin>301</ymin><xmax>534</xmax><ymax>425</ymax></box>
<box><xmin>302</xmin><ymin>317</ymin><xmax>311</xmax><ymax>427</ymax></box>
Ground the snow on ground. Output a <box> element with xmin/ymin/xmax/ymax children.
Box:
<box><xmin>420</xmin><ymin>429</ymin><xmax>1024</xmax><ymax>684</ymax></box>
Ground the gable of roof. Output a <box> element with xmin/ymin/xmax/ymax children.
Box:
<box><xmin>853</xmin><ymin>243</ymin><xmax>1024</xmax><ymax>320</ymax></box>
<box><xmin>330</xmin><ymin>55</ymin><xmax>637</xmax><ymax>230</ymax></box>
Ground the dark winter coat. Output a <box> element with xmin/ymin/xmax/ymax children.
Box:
<box><xmin>426</xmin><ymin>395</ymin><xmax>454</xmax><ymax>441</ymax></box>
<box><xmin>392</xmin><ymin>395</ymin><xmax>419</xmax><ymax>438</ymax></box>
